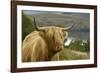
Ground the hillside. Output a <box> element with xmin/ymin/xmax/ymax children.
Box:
<box><xmin>23</xmin><ymin>10</ymin><xmax>90</xmax><ymax>40</ymax></box>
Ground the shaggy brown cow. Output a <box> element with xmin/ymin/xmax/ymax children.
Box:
<box><xmin>22</xmin><ymin>17</ymin><xmax>73</xmax><ymax>62</ymax></box>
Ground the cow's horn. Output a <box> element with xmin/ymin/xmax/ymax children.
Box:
<box><xmin>33</xmin><ymin>16</ymin><xmax>44</xmax><ymax>31</ymax></box>
<box><xmin>62</xmin><ymin>24</ymin><xmax>74</xmax><ymax>31</ymax></box>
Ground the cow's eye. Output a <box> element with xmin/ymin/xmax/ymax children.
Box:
<box><xmin>42</xmin><ymin>30</ymin><xmax>46</xmax><ymax>33</ymax></box>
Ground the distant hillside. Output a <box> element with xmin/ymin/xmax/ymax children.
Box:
<box><xmin>23</xmin><ymin>10</ymin><xmax>90</xmax><ymax>40</ymax></box>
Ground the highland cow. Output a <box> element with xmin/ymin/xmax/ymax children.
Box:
<box><xmin>22</xmin><ymin>17</ymin><xmax>73</xmax><ymax>62</ymax></box>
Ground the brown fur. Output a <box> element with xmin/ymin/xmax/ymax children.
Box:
<box><xmin>22</xmin><ymin>26</ymin><xmax>68</xmax><ymax>62</ymax></box>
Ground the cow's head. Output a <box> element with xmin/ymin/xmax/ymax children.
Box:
<box><xmin>33</xmin><ymin>17</ymin><xmax>73</xmax><ymax>53</ymax></box>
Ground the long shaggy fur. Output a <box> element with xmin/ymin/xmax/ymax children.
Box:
<box><xmin>22</xmin><ymin>26</ymin><xmax>68</xmax><ymax>62</ymax></box>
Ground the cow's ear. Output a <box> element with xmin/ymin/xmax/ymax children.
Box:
<box><xmin>65</xmin><ymin>32</ymin><xmax>68</xmax><ymax>38</ymax></box>
<box><xmin>63</xmin><ymin>31</ymin><xmax>66</xmax><ymax>37</ymax></box>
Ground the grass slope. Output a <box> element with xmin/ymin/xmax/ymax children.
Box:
<box><xmin>59</xmin><ymin>49</ymin><xmax>89</xmax><ymax>60</ymax></box>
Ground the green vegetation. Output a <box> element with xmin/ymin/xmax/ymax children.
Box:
<box><xmin>59</xmin><ymin>39</ymin><xmax>90</xmax><ymax>60</ymax></box>
<box><xmin>66</xmin><ymin>39</ymin><xmax>90</xmax><ymax>52</ymax></box>
<box><xmin>22</xmin><ymin>12</ymin><xmax>35</xmax><ymax>40</ymax></box>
